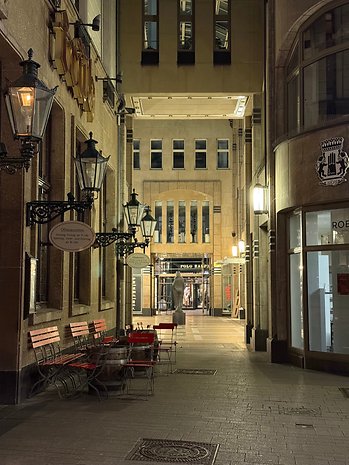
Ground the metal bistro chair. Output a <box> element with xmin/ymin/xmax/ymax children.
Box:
<box><xmin>153</xmin><ymin>323</ymin><xmax>177</xmax><ymax>374</ymax></box>
<box><xmin>124</xmin><ymin>332</ymin><xmax>157</xmax><ymax>396</ymax></box>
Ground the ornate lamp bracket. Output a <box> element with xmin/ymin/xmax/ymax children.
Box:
<box><xmin>26</xmin><ymin>192</ymin><xmax>93</xmax><ymax>226</ymax></box>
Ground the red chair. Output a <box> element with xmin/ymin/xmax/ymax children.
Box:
<box><xmin>153</xmin><ymin>323</ymin><xmax>177</xmax><ymax>374</ymax></box>
<box><xmin>124</xmin><ymin>332</ymin><xmax>157</xmax><ymax>395</ymax></box>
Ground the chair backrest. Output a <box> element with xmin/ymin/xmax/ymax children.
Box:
<box><xmin>91</xmin><ymin>319</ymin><xmax>107</xmax><ymax>340</ymax></box>
<box><xmin>127</xmin><ymin>332</ymin><xmax>155</xmax><ymax>345</ymax></box>
<box><xmin>153</xmin><ymin>323</ymin><xmax>177</xmax><ymax>344</ymax></box>
<box><xmin>69</xmin><ymin>321</ymin><xmax>90</xmax><ymax>350</ymax></box>
<box><xmin>28</xmin><ymin>326</ymin><xmax>61</xmax><ymax>364</ymax></box>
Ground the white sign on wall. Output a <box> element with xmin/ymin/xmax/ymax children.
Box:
<box><xmin>126</xmin><ymin>253</ymin><xmax>150</xmax><ymax>268</ymax></box>
<box><xmin>49</xmin><ymin>221</ymin><xmax>96</xmax><ymax>252</ymax></box>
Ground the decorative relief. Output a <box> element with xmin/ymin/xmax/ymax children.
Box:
<box><xmin>49</xmin><ymin>10</ymin><xmax>95</xmax><ymax>121</ymax></box>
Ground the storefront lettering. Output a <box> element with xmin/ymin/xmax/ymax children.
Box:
<box><xmin>332</xmin><ymin>220</ymin><xmax>349</xmax><ymax>229</ymax></box>
<box><xmin>50</xmin><ymin>10</ymin><xmax>95</xmax><ymax>122</ymax></box>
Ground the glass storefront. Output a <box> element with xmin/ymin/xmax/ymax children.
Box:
<box><xmin>289</xmin><ymin>207</ymin><xmax>349</xmax><ymax>355</ymax></box>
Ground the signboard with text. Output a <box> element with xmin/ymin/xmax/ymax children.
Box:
<box><xmin>49</xmin><ymin>221</ymin><xmax>96</xmax><ymax>252</ymax></box>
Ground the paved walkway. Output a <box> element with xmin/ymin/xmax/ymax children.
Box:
<box><xmin>1</xmin><ymin>314</ymin><xmax>349</xmax><ymax>465</ymax></box>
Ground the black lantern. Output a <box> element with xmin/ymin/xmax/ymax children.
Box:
<box><xmin>123</xmin><ymin>189</ymin><xmax>146</xmax><ymax>231</ymax></box>
<box><xmin>1</xmin><ymin>49</ymin><xmax>57</xmax><ymax>173</ymax></box>
<box><xmin>140</xmin><ymin>206</ymin><xmax>157</xmax><ymax>240</ymax></box>
<box><xmin>74</xmin><ymin>132</ymin><xmax>109</xmax><ymax>198</ymax></box>
<box><xmin>5</xmin><ymin>49</ymin><xmax>57</xmax><ymax>141</ymax></box>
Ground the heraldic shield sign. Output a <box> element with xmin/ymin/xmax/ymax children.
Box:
<box><xmin>316</xmin><ymin>137</ymin><xmax>349</xmax><ymax>186</ymax></box>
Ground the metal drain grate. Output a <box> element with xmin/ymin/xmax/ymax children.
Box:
<box><xmin>279</xmin><ymin>406</ymin><xmax>322</xmax><ymax>416</ymax></box>
<box><xmin>126</xmin><ymin>438</ymin><xmax>219</xmax><ymax>464</ymax></box>
<box><xmin>339</xmin><ymin>387</ymin><xmax>349</xmax><ymax>398</ymax></box>
<box><xmin>174</xmin><ymin>369</ymin><xmax>217</xmax><ymax>375</ymax></box>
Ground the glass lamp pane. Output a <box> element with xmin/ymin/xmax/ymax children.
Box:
<box><xmin>141</xmin><ymin>214</ymin><xmax>157</xmax><ymax>238</ymax></box>
<box><xmin>32</xmin><ymin>88</ymin><xmax>55</xmax><ymax>139</ymax></box>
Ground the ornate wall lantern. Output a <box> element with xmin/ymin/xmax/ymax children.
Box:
<box><xmin>26</xmin><ymin>132</ymin><xmax>109</xmax><ymax>225</ymax></box>
<box><xmin>0</xmin><ymin>49</ymin><xmax>57</xmax><ymax>173</ymax></box>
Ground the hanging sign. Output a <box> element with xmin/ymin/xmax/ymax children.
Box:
<box><xmin>316</xmin><ymin>137</ymin><xmax>349</xmax><ymax>186</ymax></box>
<box><xmin>49</xmin><ymin>221</ymin><xmax>96</xmax><ymax>252</ymax></box>
<box><xmin>126</xmin><ymin>253</ymin><xmax>150</xmax><ymax>268</ymax></box>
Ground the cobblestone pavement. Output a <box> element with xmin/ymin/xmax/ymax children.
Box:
<box><xmin>0</xmin><ymin>314</ymin><xmax>349</xmax><ymax>465</ymax></box>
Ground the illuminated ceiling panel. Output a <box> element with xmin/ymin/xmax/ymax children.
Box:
<box><xmin>130</xmin><ymin>95</ymin><xmax>248</xmax><ymax>119</ymax></box>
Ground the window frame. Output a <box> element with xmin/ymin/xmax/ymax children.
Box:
<box><xmin>194</xmin><ymin>139</ymin><xmax>207</xmax><ymax>169</ymax></box>
<box><xmin>150</xmin><ymin>139</ymin><xmax>163</xmax><ymax>169</ymax></box>
<box><xmin>217</xmin><ymin>138</ymin><xmax>229</xmax><ymax>169</ymax></box>
<box><xmin>213</xmin><ymin>0</ymin><xmax>231</xmax><ymax>65</ymax></box>
<box><xmin>133</xmin><ymin>139</ymin><xmax>140</xmax><ymax>169</ymax></box>
<box><xmin>142</xmin><ymin>0</ymin><xmax>159</xmax><ymax>65</ymax></box>
<box><xmin>177</xmin><ymin>0</ymin><xmax>195</xmax><ymax>64</ymax></box>
<box><xmin>285</xmin><ymin>3</ymin><xmax>349</xmax><ymax>136</ymax></box>
<box><xmin>173</xmin><ymin>139</ymin><xmax>185</xmax><ymax>169</ymax></box>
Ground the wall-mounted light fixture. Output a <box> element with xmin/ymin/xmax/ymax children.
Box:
<box><xmin>94</xmin><ymin>192</ymin><xmax>157</xmax><ymax>257</ymax></box>
<box><xmin>0</xmin><ymin>49</ymin><xmax>57</xmax><ymax>174</ymax></box>
<box><xmin>238</xmin><ymin>240</ymin><xmax>245</xmax><ymax>254</ymax></box>
<box><xmin>26</xmin><ymin>132</ymin><xmax>109</xmax><ymax>225</ymax></box>
<box><xmin>70</xmin><ymin>14</ymin><xmax>101</xmax><ymax>32</ymax></box>
<box><xmin>253</xmin><ymin>183</ymin><xmax>268</xmax><ymax>215</ymax></box>
<box><xmin>232</xmin><ymin>245</ymin><xmax>238</xmax><ymax>257</ymax></box>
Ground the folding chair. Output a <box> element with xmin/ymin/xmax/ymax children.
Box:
<box><xmin>69</xmin><ymin>322</ymin><xmax>93</xmax><ymax>352</ymax></box>
<box><xmin>67</xmin><ymin>344</ymin><xmax>110</xmax><ymax>400</ymax></box>
<box><xmin>124</xmin><ymin>332</ymin><xmax>156</xmax><ymax>395</ymax></box>
<box><xmin>91</xmin><ymin>319</ymin><xmax>118</xmax><ymax>345</ymax></box>
<box><xmin>153</xmin><ymin>323</ymin><xmax>177</xmax><ymax>374</ymax></box>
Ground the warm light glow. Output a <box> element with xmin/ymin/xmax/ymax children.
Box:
<box><xmin>253</xmin><ymin>183</ymin><xmax>268</xmax><ymax>214</ymax></box>
<box><xmin>238</xmin><ymin>240</ymin><xmax>245</xmax><ymax>253</ymax></box>
<box><xmin>232</xmin><ymin>245</ymin><xmax>238</xmax><ymax>257</ymax></box>
<box><xmin>18</xmin><ymin>88</ymin><xmax>34</xmax><ymax>107</ymax></box>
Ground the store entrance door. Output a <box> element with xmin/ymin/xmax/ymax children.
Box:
<box><xmin>155</xmin><ymin>256</ymin><xmax>210</xmax><ymax>314</ymax></box>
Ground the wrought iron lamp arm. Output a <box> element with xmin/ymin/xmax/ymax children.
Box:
<box><xmin>94</xmin><ymin>229</ymin><xmax>133</xmax><ymax>248</ymax></box>
<box><xmin>0</xmin><ymin>140</ymin><xmax>38</xmax><ymax>174</ymax></box>
<box><xmin>26</xmin><ymin>192</ymin><xmax>93</xmax><ymax>226</ymax></box>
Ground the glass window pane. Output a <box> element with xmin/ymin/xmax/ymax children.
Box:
<box><xmin>303</xmin><ymin>5</ymin><xmax>349</xmax><ymax>60</ymax></box>
<box><xmin>287</xmin><ymin>74</ymin><xmax>299</xmax><ymax>133</ymax></box>
<box><xmin>151</xmin><ymin>140</ymin><xmax>162</xmax><ymax>149</ymax></box>
<box><xmin>151</xmin><ymin>152</ymin><xmax>162</xmax><ymax>168</ymax></box>
<box><xmin>144</xmin><ymin>21</ymin><xmax>158</xmax><ymax>50</ymax></box>
<box><xmin>190</xmin><ymin>201</ymin><xmax>197</xmax><ymax>243</ymax></box>
<box><xmin>306</xmin><ymin>209</ymin><xmax>349</xmax><ymax>245</ymax></box>
<box><xmin>173</xmin><ymin>140</ymin><xmax>184</xmax><ymax>149</ymax></box>
<box><xmin>217</xmin><ymin>139</ymin><xmax>228</xmax><ymax>149</ymax></box>
<box><xmin>215</xmin><ymin>21</ymin><xmax>229</xmax><ymax>50</ymax></box>
<box><xmin>133</xmin><ymin>152</ymin><xmax>140</xmax><ymax>169</ymax></box>
<box><xmin>178</xmin><ymin>201</ymin><xmax>186</xmax><ymax>243</ymax></box>
<box><xmin>307</xmin><ymin>250</ymin><xmax>349</xmax><ymax>354</ymax></box>
<box><xmin>289</xmin><ymin>213</ymin><xmax>301</xmax><ymax>249</ymax></box>
<box><xmin>303</xmin><ymin>50</ymin><xmax>349</xmax><ymax>128</ymax></box>
<box><xmin>167</xmin><ymin>201</ymin><xmax>174</xmax><ymax>243</ymax></box>
<box><xmin>195</xmin><ymin>139</ymin><xmax>206</xmax><ymax>149</ymax></box>
<box><xmin>133</xmin><ymin>140</ymin><xmax>140</xmax><ymax>150</ymax></box>
<box><xmin>179</xmin><ymin>21</ymin><xmax>193</xmax><ymax>50</ymax></box>
<box><xmin>195</xmin><ymin>152</ymin><xmax>206</xmax><ymax>168</ymax></box>
<box><xmin>215</xmin><ymin>0</ymin><xmax>229</xmax><ymax>15</ymax></box>
<box><xmin>179</xmin><ymin>0</ymin><xmax>192</xmax><ymax>14</ymax></box>
<box><xmin>290</xmin><ymin>253</ymin><xmax>304</xmax><ymax>349</ymax></box>
<box><xmin>217</xmin><ymin>151</ymin><xmax>228</xmax><ymax>168</ymax></box>
<box><xmin>202</xmin><ymin>201</ymin><xmax>210</xmax><ymax>243</ymax></box>
<box><xmin>174</xmin><ymin>152</ymin><xmax>184</xmax><ymax>169</ymax></box>
<box><xmin>287</xmin><ymin>45</ymin><xmax>299</xmax><ymax>75</ymax></box>
<box><xmin>144</xmin><ymin>0</ymin><xmax>157</xmax><ymax>15</ymax></box>
<box><xmin>154</xmin><ymin>201</ymin><xmax>162</xmax><ymax>243</ymax></box>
